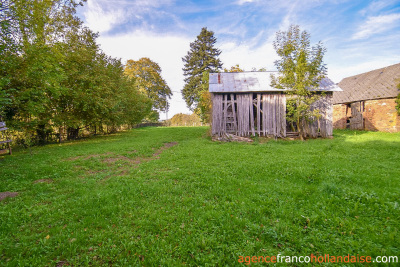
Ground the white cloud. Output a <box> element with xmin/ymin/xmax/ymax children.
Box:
<box><xmin>82</xmin><ymin>0</ymin><xmax>174</xmax><ymax>34</ymax></box>
<box><xmin>84</xmin><ymin>1</ymin><xmax>126</xmax><ymax>33</ymax></box>
<box><xmin>219</xmin><ymin>36</ymin><xmax>278</xmax><ymax>71</ymax></box>
<box><xmin>327</xmin><ymin>57</ymin><xmax>400</xmax><ymax>83</ymax></box>
<box><xmin>359</xmin><ymin>0</ymin><xmax>398</xmax><ymax>16</ymax></box>
<box><xmin>352</xmin><ymin>13</ymin><xmax>400</xmax><ymax>40</ymax></box>
<box><xmin>96</xmin><ymin>30</ymin><xmax>192</xmax><ymax>119</ymax></box>
<box><xmin>236</xmin><ymin>0</ymin><xmax>257</xmax><ymax>5</ymax></box>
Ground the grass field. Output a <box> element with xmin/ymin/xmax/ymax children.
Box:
<box><xmin>1</xmin><ymin>127</ymin><xmax>399</xmax><ymax>266</ymax></box>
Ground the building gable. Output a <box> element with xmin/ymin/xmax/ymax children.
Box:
<box><xmin>333</xmin><ymin>63</ymin><xmax>400</xmax><ymax>104</ymax></box>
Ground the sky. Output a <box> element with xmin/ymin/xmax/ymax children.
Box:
<box><xmin>76</xmin><ymin>0</ymin><xmax>400</xmax><ymax>120</ymax></box>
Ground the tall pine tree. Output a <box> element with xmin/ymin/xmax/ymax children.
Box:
<box><xmin>182</xmin><ymin>27</ymin><xmax>223</xmax><ymax>113</ymax></box>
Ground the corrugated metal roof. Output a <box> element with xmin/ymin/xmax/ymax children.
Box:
<box><xmin>332</xmin><ymin>63</ymin><xmax>400</xmax><ymax>104</ymax></box>
<box><xmin>209</xmin><ymin>72</ymin><xmax>342</xmax><ymax>93</ymax></box>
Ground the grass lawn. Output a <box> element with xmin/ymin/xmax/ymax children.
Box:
<box><xmin>1</xmin><ymin>127</ymin><xmax>399</xmax><ymax>266</ymax></box>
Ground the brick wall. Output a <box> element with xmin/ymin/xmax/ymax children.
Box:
<box><xmin>333</xmin><ymin>104</ymin><xmax>347</xmax><ymax>129</ymax></box>
<box><xmin>333</xmin><ymin>98</ymin><xmax>400</xmax><ymax>132</ymax></box>
<box><xmin>364</xmin><ymin>98</ymin><xmax>400</xmax><ymax>132</ymax></box>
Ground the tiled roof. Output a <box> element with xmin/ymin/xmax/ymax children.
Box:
<box><xmin>209</xmin><ymin>72</ymin><xmax>342</xmax><ymax>93</ymax></box>
<box><xmin>333</xmin><ymin>63</ymin><xmax>400</xmax><ymax>104</ymax></box>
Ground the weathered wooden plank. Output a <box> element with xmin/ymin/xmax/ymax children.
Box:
<box><xmin>231</xmin><ymin>94</ymin><xmax>237</xmax><ymax>135</ymax></box>
<box><xmin>273</xmin><ymin>94</ymin><xmax>277</xmax><ymax>136</ymax></box>
<box><xmin>222</xmin><ymin>94</ymin><xmax>226</xmax><ymax>133</ymax></box>
<box><xmin>247</xmin><ymin>94</ymin><xmax>250</xmax><ymax>136</ymax></box>
<box><xmin>249</xmin><ymin>94</ymin><xmax>254</xmax><ymax>136</ymax></box>
<box><xmin>262</xmin><ymin>94</ymin><xmax>267</xmax><ymax>136</ymax></box>
<box><xmin>212</xmin><ymin>94</ymin><xmax>223</xmax><ymax>136</ymax></box>
<box><xmin>237</xmin><ymin>94</ymin><xmax>242</xmax><ymax>136</ymax></box>
<box><xmin>257</xmin><ymin>94</ymin><xmax>261</xmax><ymax>136</ymax></box>
<box><xmin>267</xmin><ymin>95</ymin><xmax>273</xmax><ymax>135</ymax></box>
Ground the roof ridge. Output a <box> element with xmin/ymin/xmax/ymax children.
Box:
<box><xmin>341</xmin><ymin>62</ymin><xmax>400</xmax><ymax>81</ymax></box>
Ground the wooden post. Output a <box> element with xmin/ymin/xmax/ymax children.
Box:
<box><xmin>250</xmin><ymin>94</ymin><xmax>255</xmax><ymax>136</ymax></box>
<box><xmin>231</xmin><ymin>94</ymin><xmax>237</xmax><ymax>135</ymax></box>
<box><xmin>257</xmin><ymin>94</ymin><xmax>261</xmax><ymax>136</ymax></box>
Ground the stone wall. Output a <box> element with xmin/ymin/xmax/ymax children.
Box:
<box><xmin>333</xmin><ymin>104</ymin><xmax>347</xmax><ymax>129</ymax></box>
<box><xmin>364</xmin><ymin>98</ymin><xmax>400</xmax><ymax>132</ymax></box>
<box><xmin>333</xmin><ymin>98</ymin><xmax>400</xmax><ymax>132</ymax></box>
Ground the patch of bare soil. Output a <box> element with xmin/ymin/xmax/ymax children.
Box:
<box><xmin>153</xmin><ymin>142</ymin><xmax>178</xmax><ymax>158</ymax></box>
<box><xmin>98</xmin><ymin>142</ymin><xmax>178</xmax><ymax>181</ymax></box>
<box><xmin>71</xmin><ymin>142</ymin><xmax>178</xmax><ymax>182</ymax></box>
<box><xmin>102</xmin><ymin>142</ymin><xmax>178</xmax><ymax>165</ymax></box>
<box><xmin>212</xmin><ymin>133</ymin><xmax>253</xmax><ymax>143</ymax></box>
<box><xmin>34</xmin><ymin>179</ymin><xmax>53</xmax><ymax>184</ymax></box>
<box><xmin>65</xmin><ymin>152</ymin><xmax>114</xmax><ymax>161</ymax></box>
<box><xmin>0</xmin><ymin>191</ymin><xmax>19</xmax><ymax>202</ymax></box>
<box><xmin>56</xmin><ymin>261</ymin><xmax>70</xmax><ymax>267</ymax></box>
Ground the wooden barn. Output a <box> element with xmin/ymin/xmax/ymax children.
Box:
<box><xmin>332</xmin><ymin>63</ymin><xmax>400</xmax><ymax>132</ymax></box>
<box><xmin>209</xmin><ymin>72</ymin><xmax>341</xmax><ymax>138</ymax></box>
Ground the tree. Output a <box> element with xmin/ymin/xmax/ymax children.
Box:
<box><xmin>124</xmin><ymin>57</ymin><xmax>172</xmax><ymax>112</ymax></box>
<box><xmin>251</xmin><ymin>67</ymin><xmax>267</xmax><ymax>72</ymax></box>
<box><xmin>0</xmin><ymin>0</ymin><xmax>152</xmax><ymax>143</ymax></box>
<box><xmin>0</xmin><ymin>0</ymin><xmax>16</xmax><ymax>116</ymax></box>
<box><xmin>2</xmin><ymin>0</ymin><xmax>87</xmax><ymax>142</ymax></box>
<box><xmin>170</xmin><ymin>113</ymin><xmax>201</xmax><ymax>126</ymax></box>
<box><xmin>197</xmin><ymin>71</ymin><xmax>212</xmax><ymax>123</ymax></box>
<box><xmin>224</xmin><ymin>64</ymin><xmax>244</xmax><ymax>73</ymax></box>
<box><xmin>270</xmin><ymin>24</ymin><xmax>327</xmax><ymax>139</ymax></box>
<box><xmin>182</xmin><ymin>27</ymin><xmax>223</xmax><ymax>114</ymax></box>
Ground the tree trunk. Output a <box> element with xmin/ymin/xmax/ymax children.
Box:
<box><xmin>67</xmin><ymin>127</ymin><xmax>79</xmax><ymax>140</ymax></box>
<box><xmin>36</xmin><ymin>124</ymin><xmax>47</xmax><ymax>145</ymax></box>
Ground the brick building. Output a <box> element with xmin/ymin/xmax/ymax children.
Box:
<box><xmin>332</xmin><ymin>63</ymin><xmax>400</xmax><ymax>132</ymax></box>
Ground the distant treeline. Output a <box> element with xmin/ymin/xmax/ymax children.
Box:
<box><xmin>0</xmin><ymin>0</ymin><xmax>156</xmax><ymax>145</ymax></box>
<box><xmin>168</xmin><ymin>113</ymin><xmax>203</xmax><ymax>127</ymax></box>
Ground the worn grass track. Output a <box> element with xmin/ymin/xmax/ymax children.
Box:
<box><xmin>1</xmin><ymin>127</ymin><xmax>399</xmax><ymax>266</ymax></box>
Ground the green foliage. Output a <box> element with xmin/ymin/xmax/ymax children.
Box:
<box><xmin>144</xmin><ymin>110</ymin><xmax>160</xmax><ymax>122</ymax></box>
<box><xmin>0</xmin><ymin>0</ymin><xmax>151</xmax><ymax>143</ymax></box>
<box><xmin>194</xmin><ymin>71</ymin><xmax>212</xmax><ymax>123</ymax></box>
<box><xmin>182</xmin><ymin>27</ymin><xmax>223</xmax><ymax>112</ymax></box>
<box><xmin>251</xmin><ymin>67</ymin><xmax>267</xmax><ymax>71</ymax></box>
<box><xmin>0</xmin><ymin>127</ymin><xmax>399</xmax><ymax>265</ymax></box>
<box><xmin>124</xmin><ymin>58</ymin><xmax>172</xmax><ymax>112</ymax></box>
<box><xmin>170</xmin><ymin>113</ymin><xmax>201</xmax><ymax>126</ymax></box>
<box><xmin>224</xmin><ymin>64</ymin><xmax>244</xmax><ymax>72</ymax></box>
<box><xmin>271</xmin><ymin>25</ymin><xmax>327</xmax><ymax>137</ymax></box>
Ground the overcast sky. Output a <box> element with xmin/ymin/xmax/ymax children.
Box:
<box><xmin>76</xmin><ymin>0</ymin><xmax>400</xmax><ymax>120</ymax></box>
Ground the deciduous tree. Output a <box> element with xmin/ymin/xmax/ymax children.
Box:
<box><xmin>124</xmin><ymin>57</ymin><xmax>172</xmax><ymax>113</ymax></box>
<box><xmin>224</xmin><ymin>64</ymin><xmax>244</xmax><ymax>73</ymax></box>
<box><xmin>1</xmin><ymin>0</ymin><xmax>152</xmax><ymax>143</ymax></box>
<box><xmin>270</xmin><ymin>24</ymin><xmax>327</xmax><ymax>139</ymax></box>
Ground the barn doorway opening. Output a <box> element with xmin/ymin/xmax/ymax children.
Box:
<box><xmin>347</xmin><ymin>101</ymin><xmax>364</xmax><ymax>130</ymax></box>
